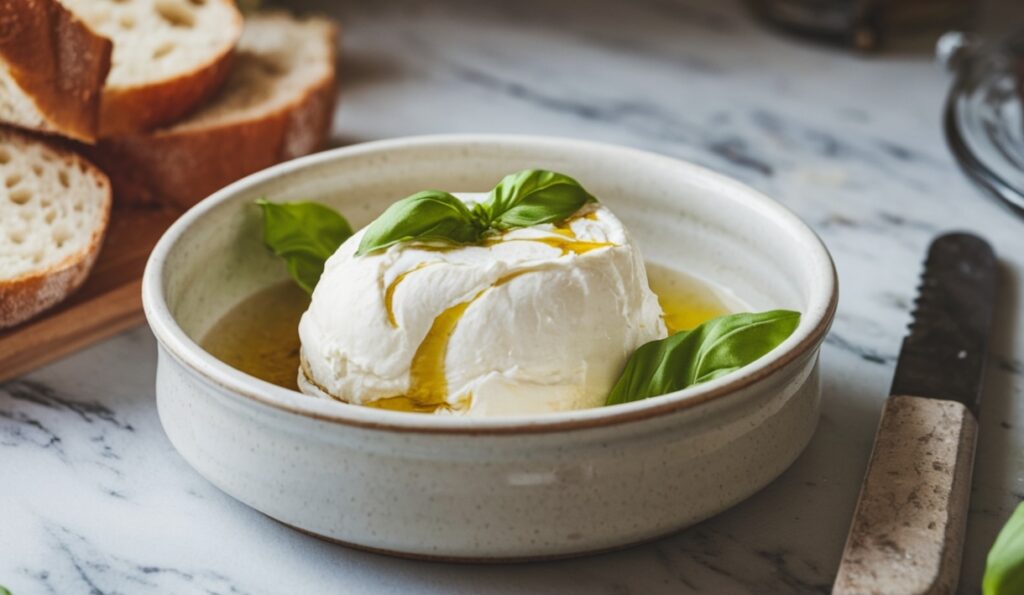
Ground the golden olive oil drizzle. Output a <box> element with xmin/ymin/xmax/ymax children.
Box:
<box><xmin>411</xmin><ymin>233</ymin><xmax>612</xmax><ymax>256</ymax></box>
<box><xmin>646</xmin><ymin>263</ymin><xmax>732</xmax><ymax>333</ymax></box>
<box><xmin>364</xmin><ymin>392</ymin><xmax>473</xmax><ymax>414</ymax></box>
<box><xmin>543</xmin><ymin>210</ymin><xmax>610</xmax><ymax>254</ymax></box>
<box><xmin>403</xmin><ymin>299</ymin><xmax>473</xmax><ymax>409</ymax></box>
<box><xmin>363</xmin><ymin>395</ymin><xmax>445</xmax><ymax>413</ymax></box>
<box><xmin>377</xmin><ymin>269</ymin><xmax>534</xmax><ymax>413</ymax></box>
<box><xmin>384</xmin><ymin>262</ymin><xmax>436</xmax><ymax>327</ymax></box>
<box><xmin>555</xmin><ymin>210</ymin><xmax>599</xmax><ymax>229</ymax></box>
<box><xmin>381</xmin><ymin>220</ymin><xmax>612</xmax><ymax>328</ymax></box>
<box><xmin>200</xmin><ymin>282</ymin><xmax>309</xmax><ymax>391</ymax></box>
<box><xmin>518</xmin><ymin>236</ymin><xmax>612</xmax><ymax>256</ymax></box>
<box><xmin>657</xmin><ymin>294</ymin><xmax>726</xmax><ymax>334</ymax></box>
<box><xmin>480</xmin><ymin>218</ymin><xmax>613</xmax><ymax>256</ymax></box>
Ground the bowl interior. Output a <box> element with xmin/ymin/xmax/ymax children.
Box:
<box><xmin>154</xmin><ymin>136</ymin><xmax>834</xmax><ymax>421</ymax></box>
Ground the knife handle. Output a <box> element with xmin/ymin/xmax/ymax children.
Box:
<box><xmin>832</xmin><ymin>395</ymin><xmax>978</xmax><ymax>595</ymax></box>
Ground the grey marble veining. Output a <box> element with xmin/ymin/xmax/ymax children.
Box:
<box><xmin>3</xmin><ymin>1</ymin><xmax>1023</xmax><ymax>593</ymax></box>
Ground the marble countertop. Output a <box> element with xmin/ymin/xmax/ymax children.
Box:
<box><xmin>3</xmin><ymin>1</ymin><xmax>1022</xmax><ymax>593</ymax></box>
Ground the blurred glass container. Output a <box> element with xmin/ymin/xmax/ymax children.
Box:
<box><xmin>942</xmin><ymin>29</ymin><xmax>1024</xmax><ymax>216</ymax></box>
<box><xmin>748</xmin><ymin>0</ymin><xmax>975</xmax><ymax>50</ymax></box>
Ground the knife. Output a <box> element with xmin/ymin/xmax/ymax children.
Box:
<box><xmin>833</xmin><ymin>233</ymin><xmax>998</xmax><ymax>595</ymax></box>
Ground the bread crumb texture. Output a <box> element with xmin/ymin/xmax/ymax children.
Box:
<box><xmin>172</xmin><ymin>12</ymin><xmax>336</xmax><ymax>131</ymax></box>
<box><xmin>0</xmin><ymin>70</ymin><xmax>47</xmax><ymax>132</ymax></box>
<box><xmin>0</xmin><ymin>128</ymin><xmax>110</xmax><ymax>327</ymax></box>
<box><xmin>59</xmin><ymin>0</ymin><xmax>240</xmax><ymax>89</ymax></box>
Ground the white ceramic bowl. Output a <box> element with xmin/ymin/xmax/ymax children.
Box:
<box><xmin>142</xmin><ymin>135</ymin><xmax>837</xmax><ymax>560</ymax></box>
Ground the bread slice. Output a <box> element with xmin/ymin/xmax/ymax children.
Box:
<box><xmin>88</xmin><ymin>12</ymin><xmax>337</xmax><ymax>209</ymax></box>
<box><xmin>0</xmin><ymin>127</ymin><xmax>111</xmax><ymax>328</ymax></box>
<box><xmin>0</xmin><ymin>0</ymin><xmax>112</xmax><ymax>142</ymax></box>
<box><xmin>59</xmin><ymin>0</ymin><xmax>243</xmax><ymax>136</ymax></box>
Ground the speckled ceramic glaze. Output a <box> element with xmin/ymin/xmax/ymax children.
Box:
<box><xmin>142</xmin><ymin>135</ymin><xmax>837</xmax><ymax>560</ymax></box>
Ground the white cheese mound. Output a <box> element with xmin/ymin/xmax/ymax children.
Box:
<box><xmin>298</xmin><ymin>196</ymin><xmax>666</xmax><ymax>416</ymax></box>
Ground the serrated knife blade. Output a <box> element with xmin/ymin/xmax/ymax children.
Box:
<box><xmin>833</xmin><ymin>233</ymin><xmax>997</xmax><ymax>595</ymax></box>
<box><xmin>890</xmin><ymin>233</ymin><xmax>997</xmax><ymax>413</ymax></box>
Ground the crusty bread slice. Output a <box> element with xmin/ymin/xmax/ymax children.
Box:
<box><xmin>60</xmin><ymin>0</ymin><xmax>243</xmax><ymax>136</ymax></box>
<box><xmin>88</xmin><ymin>12</ymin><xmax>337</xmax><ymax>209</ymax></box>
<box><xmin>0</xmin><ymin>127</ymin><xmax>111</xmax><ymax>328</ymax></box>
<box><xmin>0</xmin><ymin>0</ymin><xmax>112</xmax><ymax>142</ymax></box>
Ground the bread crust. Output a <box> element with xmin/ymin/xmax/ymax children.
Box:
<box><xmin>96</xmin><ymin>0</ymin><xmax>243</xmax><ymax>137</ymax></box>
<box><xmin>0</xmin><ymin>129</ymin><xmax>111</xmax><ymax>328</ymax></box>
<box><xmin>0</xmin><ymin>0</ymin><xmax>112</xmax><ymax>142</ymax></box>
<box><xmin>90</xmin><ymin>19</ymin><xmax>338</xmax><ymax>209</ymax></box>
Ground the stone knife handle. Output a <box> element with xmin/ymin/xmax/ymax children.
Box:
<box><xmin>832</xmin><ymin>395</ymin><xmax>978</xmax><ymax>595</ymax></box>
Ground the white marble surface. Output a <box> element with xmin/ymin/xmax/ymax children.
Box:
<box><xmin>3</xmin><ymin>1</ymin><xmax>1023</xmax><ymax>593</ymax></box>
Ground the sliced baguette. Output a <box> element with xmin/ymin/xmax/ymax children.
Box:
<box><xmin>89</xmin><ymin>12</ymin><xmax>337</xmax><ymax>209</ymax></box>
<box><xmin>60</xmin><ymin>0</ymin><xmax>243</xmax><ymax>136</ymax></box>
<box><xmin>0</xmin><ymin>0</ymin><xmax>112</xmax><ymax>142</ymax></box>
<box><xmin>0</xmin><ymin>127</ymin><xmax>111</xmax><ymax>328</ymax></box>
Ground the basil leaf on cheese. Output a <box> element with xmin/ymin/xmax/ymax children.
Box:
<box><xmin>483</xmin><ymin>169</ymin><xmax>596</xmax><ymax>230</ymax></box>
<box><xmin>356</xmin><ymin>190</ymin><xmax>487</xmax><ymax>256</ymax></box>
<box><xmin>257</xmin><ymin>168</ymin><xmax>596</xmax><ymax>290</ymax></box>
<box><xmin>606</xmin><ymin>310</ymin><xmax>801</xmax><ymax>406</ymax></box>
<box><xmin>356</xmin><ymin>170</ymin><xmax>596</xmax><ymax>256</ymax></box>
<box><xmin>257</xmin><ymin>199</ymin><xmax>353</xmax><ymax>294</ymax></box>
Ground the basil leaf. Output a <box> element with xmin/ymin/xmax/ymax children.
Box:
<box><xmin>256</xmin><ymin>199</ymin><xmax>353</xmax><ymax>294</ymax></box>
<box><xmin>984</xmin><ymin>502</ymin><xmax>1024</xmax><ymax>595</ymax></box>
<box><xmin>356</xmin><ymin>190</ymin><xmax>486</xmax><ymax>256</ymax></box>
<box><xmin>0</xmin><ymin>586</ymin><xmax>11</xmax><ymax>595</ymax></box>
<box><xmin>352</xmin><ymin>170</ymin><xmax>595</xmax><ymax>256</ymax></box>
<box><xmin>606</xmin><ymin>310</ymin><xmax>801</xmax><ymax>405</ymax></box>
<box><xmin>483</xmin><ymin>169</ymin><xmax>596</xmax><ymax>230</ymax></box>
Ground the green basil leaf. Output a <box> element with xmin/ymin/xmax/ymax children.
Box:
<box><xmin>256</xmin><ymin>199</ymin><xmax>353</xmax><ymax>294</ymax></box>
<box><xmin>0</xmin><ymin>586</ymin><xmax>11</xmax><ymax>595</ymax></box>
<box><xmin>984</xmin><ymin>502</ymin><xmax>1024</xmax><ymax>595</ymax></box>
<box><xmin>606</xmin><ymin>310</ymin><xmax>801</xmax><ymax>406</ymax></box>
<box><xmin>356</xmin><ymin>190</ymin><xmax>486</xmax><ymax>256</ymax></box>
<box><xmin>483</xmin><ymin>169</ymin><xmax>596</xmax><ymax>230</ymax></box>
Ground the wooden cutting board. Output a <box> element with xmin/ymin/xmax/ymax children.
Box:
<box><xmin>0</xmin><ymin>206</ymin><xmax>181</xmax><ymax>382</ymax></box>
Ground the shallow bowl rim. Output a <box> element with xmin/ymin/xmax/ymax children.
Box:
<box><xmin>142</xmin><ymin>134</ymin><xmax>838</xmax><ymax>435</ymax></box>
